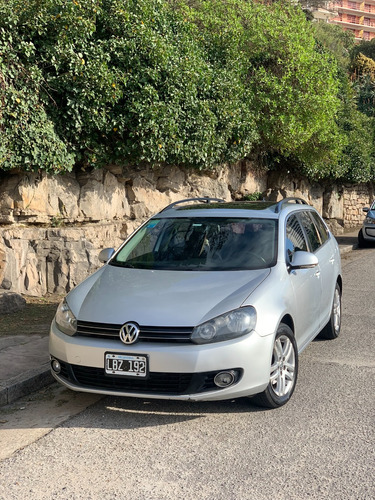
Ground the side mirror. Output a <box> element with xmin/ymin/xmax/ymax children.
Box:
<box><xmin>99</xmin><ymin>248</ymin><xmax>115</xmax><ymax>263</ymax></box>
<box><xmin>363</xmin><ymin>207</ymin><xmax>370</xmax><ymax>213</ymax></box>
<box><xmin>289</xmin><ymin>251</ymin><xmax>318</xmax><ymax>270</ymax></box>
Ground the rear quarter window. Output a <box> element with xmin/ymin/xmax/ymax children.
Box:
<box><xmin>310</xmin><ymin>212</ymin><xmax>329</xmax><ymax>245</ymax></box>
<box><xmin>299</xmin><ymin>211</ymin><xmax>322</xmax><ymax>253</ymax></box>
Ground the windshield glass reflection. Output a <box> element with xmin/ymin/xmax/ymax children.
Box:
<box><xmin>111</xmin><ymin>217</ymin><xmax>278</xmax><ymax>271</ymax></box>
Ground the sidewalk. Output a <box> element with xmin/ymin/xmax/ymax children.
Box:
<box><xmin>334</xmin><ymin>227</ymin><xmax>360</xmax><ymax>253</ymax></box>
<box><xmin>0</xmin><ymin>335</ymin><xmax>52</xmax><ymax>406</ymax></box>
<box><xmin>0</xmin><ymin>229</ymin><xmax>361</xmax><ymax>407</ymax></box>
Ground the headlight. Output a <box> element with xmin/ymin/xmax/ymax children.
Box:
<box><xmin>55</xmin><ymin>299</ymin><xmax>77</xmax><ymax>336</ymax></box>
<box><xmin>365</xmin><ymin>216</ymin><xmax>375</xmax><ymax>224</ymax></box>
<box><xmin>191</xmin><ymin>306</ymin><xmax>256</xmax><ymax>344</ymax></box>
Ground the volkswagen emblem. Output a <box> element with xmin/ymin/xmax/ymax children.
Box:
<box><xmin>119</xmin><ymin>322</ymin><xmax>140</xmax><ymax>344</ymax></box>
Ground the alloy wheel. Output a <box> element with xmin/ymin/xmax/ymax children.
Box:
<box><xmin>270</xmin><ymin>334</ymin><xmax>296</xmax><ymax>398</ymax></box>
<box><xmin>333</xmin><ymin>287</ymin><xmax>341</xmax><ymax>335</ymax></box>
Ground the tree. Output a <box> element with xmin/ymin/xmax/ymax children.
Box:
<box><xmin>310</xmin><ymin>18</ymin><xmax>375</xmax><ymax>182</ymax></box>
<box><xmin>351</xmin><ymin>38</ymin><xmax>375</xmax><ymax>62</ymax></box>
<box><xmin>174</xmin><ymin>0</ymin><xmax>343</xmax><ymax>174</ymax></box>
<box><xmin>313</xmin><ymin>22</ymin><xmax>355</xmax><ymax>71</ymax></box>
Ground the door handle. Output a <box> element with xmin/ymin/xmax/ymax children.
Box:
<box><xmin>329</xmin><ymin>256</ymin><xmax>335</xmax><ymax>264</ymax></box>
<box><xmin>314</xmin><ymin>270</ymin><xmax>321</xmax><ymax>278</ymax></box>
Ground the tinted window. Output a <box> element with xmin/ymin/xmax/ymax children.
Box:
<box><xmin>299</xmin><ymin>211</ymin><xmax>321</xmax><ymax>252</ymax></box>
<box><xmin>112</xmin><ymin>217</ymin><xmax>278</xmax><ymax>271</ymax></box>
<box><xmin>310</xmin><ymin>212</ymin><xmax>329</xmax><ymax>245</ymax></box>
<box><xmin>285</xmin><ymin>215</ymin><xmax>308</xmax><ymax>261</ymax></box>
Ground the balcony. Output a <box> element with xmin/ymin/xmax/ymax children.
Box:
<box><xmin>331</xmin><ymin>18</ymin><xmax>375</xmax><ymax>31</ymax></box>
<box><xmin>329</xmin><ymin>1</ymin><xmax>375</xmax><ymax>15</ymax></box>
<box><xmin>338</xmin><ymin>6</ymin><xmax>375</xmax><ymax>15</ymax></box>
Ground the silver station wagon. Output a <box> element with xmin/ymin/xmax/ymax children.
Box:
<box><xmin>49</xmin><ymin>197</ymin><xmax>342</xmax><ymax>408</ymax></box>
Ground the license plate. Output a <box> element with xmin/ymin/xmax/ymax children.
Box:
<box><xmin>105</xmin><ymin>353</ymin><xmax>148</xmax><ymax>378</ymax></box>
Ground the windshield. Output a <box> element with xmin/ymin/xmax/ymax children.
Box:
<box><xmin>111</xmin><ymin>217</ymin><xmax>278</xmax><ymax>271</ymax></box>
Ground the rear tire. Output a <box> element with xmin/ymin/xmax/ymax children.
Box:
<box><xmin>251</xmin><ymin>324</ymin><xmax>298</xmax><ymax>409</ymax></box>
<box><xmin>318</xmin><ymin>283</ymin><xmax>341</xmax><ymax>340</ymax></box>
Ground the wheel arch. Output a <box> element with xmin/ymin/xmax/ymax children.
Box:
<box><xmin>280</xmin><ymin>314</ymin><xmax>294</xmax><ymax>334</ymax></box>
<box><xmin>336</xmin><ymin>274</ymin><xmax>343</xmax><ymax>294</ymax></box>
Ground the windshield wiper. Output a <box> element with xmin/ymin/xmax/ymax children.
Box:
<box><xmin>109</xmin><ymin>261</ymin><xmax>135</xmax><ymax>268</ymax></box>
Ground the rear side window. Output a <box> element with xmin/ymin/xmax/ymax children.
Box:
<box><xmin>310</xmin><ymin>212</ymin><xmax>329</xmax><ymax>245</ymax></box>
<box><xmin>299</xmin><ymin>211</ymin><xmax>322</xmax><ymax>252</ymax></box>
<box><xmin>286</xmin><ymin>215</ymin><xmax>308</xmax><ymax>261</ymax></box>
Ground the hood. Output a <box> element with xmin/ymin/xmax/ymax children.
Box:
<box><xmin>67</xmin><ymin>265</ymin><xmax>270</xmax><ymax>327</ymax></box>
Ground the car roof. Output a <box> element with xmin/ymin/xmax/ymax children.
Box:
<box><xmin>155</xmin><ymin>197</ymin><xmax>313</xmax><ymax>219</ymax></box>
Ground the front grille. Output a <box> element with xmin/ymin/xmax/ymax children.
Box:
<box><xmin>73</xmin><ymin>365</ymin><xmax>192</xmax><ymax>393</ymax></box>
<box><xmin>76</xmin><ymin>321</ymin><xmax>193</xmax><ymax>343</ymax></box>
<box><xmin>56</xmin><ymin>360</ymin><xmax>240</xmax><ymax>395</ymax></box>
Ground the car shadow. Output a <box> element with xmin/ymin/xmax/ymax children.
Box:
<box><xmin>336</xmin><ymin>230</ymin><xmax>375</xmax><ymax>250</ymax></box>
<box><xmin>61</xmin><ymin>394</ymin><xmax>269</xmax><ymax>430</ymax></box>
<box><xmin>335</xmin><ymin>234</ymin><xmax>358</xmax><ymax>247</ymax></box>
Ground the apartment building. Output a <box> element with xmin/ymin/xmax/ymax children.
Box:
<box><xmin>327</xmin><ymin>1</ymin><xmax>375</xmax><ymax>42</ymax></box>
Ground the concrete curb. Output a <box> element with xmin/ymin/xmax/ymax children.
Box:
<box><xmin>0</xmin><ymin>363</ymin><xmax>54</xmax><ymax>407</ymax></box>
<box><xmin>339</xmin><ymin>243</ymin><xmax>358</xmax><ymax>254</ymax></box>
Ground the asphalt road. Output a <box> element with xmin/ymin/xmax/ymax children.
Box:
<box><xmin>0</xmin><ymin>248</ymin><xmax>374</xmax><ymax>500</ymax></box>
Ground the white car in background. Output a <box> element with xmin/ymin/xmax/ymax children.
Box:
<box><xmin>49</xmin><ymin>197</ymin><xmax>342</xmax><ymax>409</ymax></box>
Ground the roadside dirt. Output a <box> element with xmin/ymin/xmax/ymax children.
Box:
<box><xmin>0</xmin><ymin>295</ymin><xmax>62</xmax><ymax>337</ymax></box>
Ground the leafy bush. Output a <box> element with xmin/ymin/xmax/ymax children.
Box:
<box><xmin>313</xmin><ymin>21</ymin><xmax>355</xmax><ymax>72</ymax></box>
<box><xmin>311</xmin><ymin>21</ymin><xmax>375</xmax><ymax>183</ymax></box>
<box><xmin>175</xmin><ymin>0</ymin><xmax>343</xmax><ymax>171</ymax></box>
<box><xmin>338</xmin><ymin>109</ymin><xmax>375</xmax><ymax>183</ymax></box>
<box><xmin>0</xmin><ymin>0</ymin><xmax>258</xmax><ymax>172</ymax></box>
<box><xmin>0</xmin><ymin>14</ymin><xmax>75</xmax><ymax>173</ymax></box>
<box><xmin>351</xmin><ymin>53</ymin><xmax>375</xmax><ymax>80</ymax></box>
<box><xmin>0</xmin><ymin>0</ymin><xmax>373</xmax><ymax>183</ymax></box>
<box><xmin>353</xmin><ymin>75</ymin><xmax>375</xmax><ymax>118</ymax></box>
<box><xmin>351</xmin><ymin>37</ymin><xmax>375</xmax><ymax>62</ymax></box>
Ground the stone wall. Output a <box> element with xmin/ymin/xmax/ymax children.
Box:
<box><xmin>266</xmin><ymin>171</ymin><xmax>374</xmax><ymax>231</ymax></box>
<box><xmin>342</xmin><ymin>183</ymin><xmax>375</xmax><ymax>227</ymax></box>
<box><xmin>0</xmin><ymin>163</ymin><xmax>373</xmax><ymax>296</ymax></box>
<box><xmin>0</xmin><ymin>160</ymin><xmax>266</xmax><ymax>226</ymax></box>
<box><xmin>0</xmin><ymin>161</ymin><xmax>268</xmax><ymax>295</ymax></box>
<box><xmin>0</xmin><ymin>223</ymin><xmax>125</xmax><ymax>296</ymax></box>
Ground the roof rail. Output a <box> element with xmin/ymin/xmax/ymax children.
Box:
<box><xmin>160</xmin><ymin>197</ymin><xmax>225</xmax><ymax>212</ymax></box>
<box><xmin>274</xmin><ymin>197</ymin><xmax>308</xmax><ymax>213</ymax></box>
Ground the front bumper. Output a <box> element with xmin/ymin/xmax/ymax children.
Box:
<box><xmin>363</xmin><ymin>226</ymin><xmax>375</xmax><ymax>240</ymax></box>
<box><xmin>49</xmin><ymin>319</ymin><xmax>274</xmax><ymax>401</ymax></box>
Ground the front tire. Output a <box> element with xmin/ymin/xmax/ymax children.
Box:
<box><xmin>358</xmin><ymin>229</ymin><xmax>368</xmax><ymax>248</ymax></box>
<box><xmin>251</xmin><ymin>324</ymin><xmax>298</xmax><ymax>409</ymax></box>
<box><xmin>318</xmin><ymin>283</ymin><xmax>341</xmax><ymax>340</ymax></box>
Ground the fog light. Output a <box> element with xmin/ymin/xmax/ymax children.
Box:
<box><xmin>214</xmin><ymin>370</ymin><xmax>236</xmax><ymax>388</ymax></box>
<box><xmin>51</xmin><ymin>359</ymin><xmax>61</xmax><ymax>374</ymax></box>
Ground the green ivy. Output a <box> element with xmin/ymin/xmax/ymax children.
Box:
<box><xmin>313</xmin><ymin>21</ymin><xmax>375</xmax><ymax>183</ymax></box>
<box><xmin>0</xmin><ymin>0</ymin><xmax>373</xmax><ymax>182</ymax></box>
<box><xmin>0</xmin><ymin>18</ymin><xmax>75</xmax><ymax>173</ymax></box>
<box><xmin>0</xmin><ymin>0</ymin><xmax>259</xmax><ymax>171</ymax></box>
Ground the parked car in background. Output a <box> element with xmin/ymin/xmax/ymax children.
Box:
<box><xmin>358</xmin><ymin>201</ymin><xmax>375</xmax><ymax>247</ymax></box>
<box><xmin>49</xmin><ymin>197</ymin><xmax>342</xmax><ymax>409</ymax></box>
